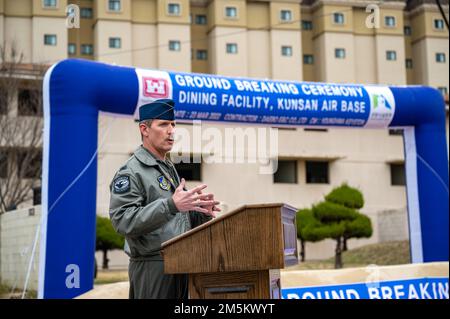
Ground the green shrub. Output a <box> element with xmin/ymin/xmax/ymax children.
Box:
<box><xmin>325</xmin><ymin>183</ymin><xmax>364</xmax><ymax>209</ymax></box>
<box><xmin>313</xmin><ymin>201</ymin><xmax>358</xmax><ymax>223</ymax></box>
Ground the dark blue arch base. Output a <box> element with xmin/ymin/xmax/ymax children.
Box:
<box><xmin>39</xmin><ymin>59</ymin><xmax>449</xmax><ymax>299</ymax></box>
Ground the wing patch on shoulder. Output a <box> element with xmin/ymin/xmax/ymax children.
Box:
<box><xmin>113</xmin><ymin>176</ymin><xmax>130</xmax><ymax>194</ymax></box>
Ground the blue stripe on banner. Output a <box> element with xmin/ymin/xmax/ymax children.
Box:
<box><xmin>281</xmin><ymin>277</ymin><xmax>449</xmax><ymax>299</ymax></box>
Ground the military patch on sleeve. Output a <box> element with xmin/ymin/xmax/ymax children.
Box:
<box><xmin>157</xmin><ymin>175</ymin><xmax>171</xmax><ymax>191</ymax></box>
<box><xmin>113</xmin><ymin>176</ymin><xmax>130</xmax><ymax>194</ymax></box>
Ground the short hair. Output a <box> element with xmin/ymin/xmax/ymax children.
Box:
<box><xmin>139</xmin><ymin>119</ymin><xmax>153</xmax><ymax>141</ymax></box>
<box><xmin>140</xmin><ymin>119</ymin><xmax>153</xmax><ymax>127</ymax></box>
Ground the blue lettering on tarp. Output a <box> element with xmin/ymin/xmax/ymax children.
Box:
<box><xmin>281</xmin><ymin>277</ymin><xmax>449</xmax><ymax>299</ymax></box>
<box><xmin>170</xmin><ymin>73</ymin><xmax>371</xmax><ymax>127</ymax></box>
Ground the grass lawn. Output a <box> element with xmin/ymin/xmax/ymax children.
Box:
<box><xmin>288</xmin><ymin>240</ymin><xmax>410</xmax><ymax>270</ymax></box>
<box><xmin>94</xmin><ymin>269</ymin><xmax>128</xmax><ymax>285</ymax></box>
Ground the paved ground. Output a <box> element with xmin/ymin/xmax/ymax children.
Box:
<box><xmin>0</xmin><ymin>241</ymin><xmax>410</xmax><ymax>298</ymax></box>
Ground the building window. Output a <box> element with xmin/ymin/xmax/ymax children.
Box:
<box><xmin>386</xmin><ymin>50</ymin><xmax>397</xmax><ymax>61</ymax></box>
<box><xmin>436</xmin><ymin>53</ymin><xmax>446</xmax><ymax>63</ymax></box>
<box><xmin>174</xmin><ymin>157</ymin><xmax>201</xmax><ymax>181</ymax></box>
<box><xmin>274</xmin><ymin>160</ymin><xmax>297</xmax><ymax>184</ymax></box>
<box><xmin>280</xmin><ymin>10</ymin><xmax>292</xmax><ymax>22</ymax></box>
<box><xmin>273</xmin><ymin>126</ymin><xmax>296</xmax><ymax>131</ymax></box>
<box><xmin>281</xmin><ymin>46</ymin><xmax>292</xmax><ymax>57</ymax></box>
<box><xmin>226</xmin><ymin>43</ymin><xmax>238</xmax><ymax>54</ymax></box>
<box><xmin>0</xmin><ymin>87</ymin><xmax>7</xmax><ymax>115</ymax></box>
<box><xmin>0</xmin><ymin>150</ymin><xmax>8</xmax><ymax>178</ymax></box>
<box><xmin>44</xmin><ymin>34</ymin><xmax>57</xmax><ymax>46</ymax></box>
<box><xmin>16</xmin><ymin>149</ymin><xmax>42</xmax><ymax>179</ymax></box>
<box><xmin>303</xmin><ymin>54</ymin><xmax>314</xmax><ymax>65</ymax></box>
<box><xmin>306</xmin><ymin>161</ymin><xmax>329</xmax><ymax>184</ymax></box>
<box><xmin>390</xmin><ymin>163</ymin><xmax>405</xmax><ymax>186</ymax></box>
<box><xmin>302</xmin><ymin>20</ymin><xmax>313</xmax><ymax>30</ymax></box>
<box><xmin>195</xmin><ymin>14</ymin><xmax>207</xmax><ymax>25</ymax></box>
<box><xmin>169</xmin><ymin>40</ymin><xmax>181</xmax><ymax>51</ymax></box>
<box><xmin>389</xmin><ymin>129</ymin><xmax>403</xmax><ymax>136</ymax></box>
<box><xmin>108</xmin><ymin>0</ymin><xmax>121</xmax><ymax>12</ymax></box>
<box><xmin>333</xmin><ymin>12</ymin><xmax>344</xmax><ymax>25</ymax></box>
<box><xmin>404</xmin><ymin>26</ymin><xmax>412</xmax><ymax>36</ymax></box>
<box><xmin>80</xmin><ymin>7</ymin><xmax>93</xmax><ymax>19</ymax></box>
<box><xmin>384</xmin><ymin>16</ymin><xmax>396</xmax><ymax>27</ymax></box>
<box><xmin>434</xmin><ymin>19</ymin><xmax>445</xmax><ymax>30</ymax></box>
<box><xmin>438</xmin><ymin>87</ymin><xmax>448</xmax><ymax>95</ymax></box>
<box><xmin>167</xmin><ymin>3</ymin><xmax>181</xmax><ymax>16</ymax></box>
<box><xmin>196</xmin><ymin>50</ymin><xmax>207</xmax><ymax>60</ymax></box>
<box><xmin>81</xmin><ymin>44</ymin><xmax>94</xmax><ymax>55</ymax></box>
<box><xmin>43</xmin><ymin>0</ymin><xmax>57</xmax><ymax>8</ymax></box>
<box><xmin>109</xmin><ymin>37</ymin><xmax>121</xmax><ymax>49</ymax></box>
<box><xmin>304</xmin><ymin>128</ymin><xmax>328</xmax><ymax>132</ymax></box>
<box><xmin>335</xmin><ymin>48</ymin><xmax>346</xmax><ymax>59</ymax></box>
<box><xmin>68</xmin><ymin>43</ymin><xmax>76</xmax><ymax>55</ymax></box>
<box><xmin>18</xmin><ymin>89</ymin><xmax>41</xmax><ymax>116</ymax></box>
<box><xmin>33</xmin><ymin>187</ymin><xmax>42</xmax><ymax>205</ymax></box>
<box><xmin>225</xmin><ymin>7</ymin><xmax>237</xmax><ymax>18</ymax></box>
<box><xmin>405</xmin><ymin>58</ymin><xmax>413</xmax><ymax>69</ymax></box>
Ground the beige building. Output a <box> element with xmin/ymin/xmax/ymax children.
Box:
<box><xmin>0</xmin><ymin>0</ymin><xmax>449</xmax><ymax>263</ymax></box>
<box><xmin>0</xmin><ymin>0</ymin><xmax>68</xmax><ymax>63</ymax></box>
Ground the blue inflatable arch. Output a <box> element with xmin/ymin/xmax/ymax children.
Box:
<box><xmin>39</xmin><ymin>59</ymin><xmax>449</xmax><ymax>298</ymax></box>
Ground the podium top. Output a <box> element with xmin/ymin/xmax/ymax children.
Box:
<box><xmin>162</xmin><ymin>203</ymin><xmax>297</xmax><ymax>248</ymax></box>
<box><xmin>161</xmin><ymin>202</ymin><xmax>298</xmax><ymax>273</ymax></box>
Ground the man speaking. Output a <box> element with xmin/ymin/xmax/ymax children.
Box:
<box><xmin>109</xmin><ymin>99</ymin><xmax>220</xmax><ymax>299</ymax></box>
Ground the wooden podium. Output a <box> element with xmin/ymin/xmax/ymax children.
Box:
<box><xmin>161</xmin><ymin>203</ymin><xmax>298</xmax><ymax>299</ymax></box>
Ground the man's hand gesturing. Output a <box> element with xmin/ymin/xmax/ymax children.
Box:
<box><xmin>172</xmin><ymin>178</ymin><xmax>220</xmax><ymax>214</ymax></box>
<box><xmin>195</xmin><ymin>189</ymin><xmax>221</xmax><ymax>218</ymax></box>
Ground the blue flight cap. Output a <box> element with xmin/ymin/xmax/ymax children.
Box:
<box><xmin>139</xmin><ymin>99</ymin><xmax>175</xmax><ymax>121</ymax></box>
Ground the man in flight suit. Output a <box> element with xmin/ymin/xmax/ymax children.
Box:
<box><xmin>109</xmin><ymin>99</ymin><xmax>220</xmax><ymax>299</ymax></box>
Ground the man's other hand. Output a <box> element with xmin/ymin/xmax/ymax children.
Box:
<box><xmin>195</xmin><ymin>189</ymin><xmax>221</xmax><ymax>218</ymax></box>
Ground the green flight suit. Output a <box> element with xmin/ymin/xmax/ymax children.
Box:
<box><xmin>109</xmin><ymin>145</ymin><xmax>212</xmax><ymax>299</ymax></box>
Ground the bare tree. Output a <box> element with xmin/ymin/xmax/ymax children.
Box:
<box><xmin>0</xmin><ymin>42</ymin><xmax>47</xmax><ymax>214</ymax></box>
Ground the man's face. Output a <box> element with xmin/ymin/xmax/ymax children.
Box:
<box><xmin>141</xmin><ymin>119</ymin><xmax>175</xmax><ymax>154</ymax></box>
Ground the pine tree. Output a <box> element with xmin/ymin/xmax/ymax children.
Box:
<box><xmin>96</xmin><ymin>215</ymin><xmax>125</xmax><ymax>269</ymax></box>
